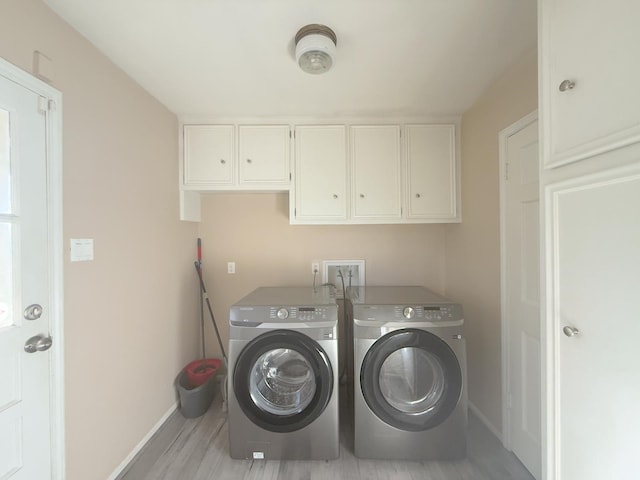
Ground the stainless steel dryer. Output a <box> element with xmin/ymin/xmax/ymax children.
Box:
<box><xmin>349</xmin><ymin>286</ymin><xmax>467</xmax><ymax>460</ymax></box>
<box><xmin>228</xmin><ymin>287</ymin><xmax>339</xmax><ymax>460</ymax></box>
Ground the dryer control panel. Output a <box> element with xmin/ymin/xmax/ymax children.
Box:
<box><xmin>399</xmin><ymin>305</ymin><xmax>458</xmax><ymax>320</ymax></box>
<box><xmin>397</xmin><ymin>305</ymin><xmax>457</xmax><ymax>321</ymax></box>
<box><xmin>355</xmin><ymin>303</ymin><xmax>463</xmax><ymax>322</ymax></box>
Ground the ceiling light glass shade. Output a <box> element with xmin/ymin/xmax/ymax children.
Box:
<box><xmin>295</xmin><ymin>25</ymin><xmax>337</xmax><ymax>75</ymax></box>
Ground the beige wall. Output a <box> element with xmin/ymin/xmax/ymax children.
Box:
<box><xmin>198</xmin><ymin>193</ymin><xmax>448</xmax><ymax>357</ymax></box>
<box><xmin>1</xmin><ymin>1</ymin><xmax>199</xmax><ymax>479</ymax></box>
<box><xmin>444</xmin><ymin>49</ymin><xmax>538</xmax><ymax>433</ymax></box>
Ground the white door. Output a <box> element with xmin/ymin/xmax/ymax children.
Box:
<box><xmin>0</xmin><ymin>73</ymin><xmax>53</xmax><ymax>479</ymax></box>
<box><xmin>548</xmin><ymin>163</ymin><xmax>640</xmax><ymax>479</ymax></box>
<box><xmin>502</xmin><ymin>115</ymin><xmax>541</xmax><ymax>479</ymax></box>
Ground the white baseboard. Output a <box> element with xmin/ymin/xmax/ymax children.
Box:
<box><xmin>107</xmin><ymin>402</ymin><xmax>178</xmax><ymax>480</ymax></box>
<box><xmin>468</xmin><ymin>400</ymin><xmax>503</xmax><ymax>442</ymax></box>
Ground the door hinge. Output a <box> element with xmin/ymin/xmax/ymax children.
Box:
<box><xmin>38</xmin><ymin>96</ymin><xmax>48</xmax><ymax>113</ymax></box>
<box><xmin>505</xmin><ymin>162</ymin><xmax>510</xmax><ymax>181</ymax></box>
<box><xmin>38</xmin><ymin>96</ymin><xmax>55</xmax><ymax>113</ymax></box>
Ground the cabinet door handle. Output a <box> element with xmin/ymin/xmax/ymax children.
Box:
<box><xmin>220</xmin><ymin>159</ymin><xmax>226</xmax><ymax>164</ymax></box>
<box><xmin>333</xmin><ymin>194</ymin><xmax>338</xmax><ymax>199</ymax></box>
<box><xmin>360</xmin><ymin>194</ymin><xmax>365</xmax><ymax>198</ymax></box>
<box><xmin>563</xmin><ymin>326</ymin><xmax>580</xmax><ymax>337</ymax></box>
<box><xmin>246</xmin><ymin>158</ymin><xmax>252</xmax><ymax>164</ymax></box>
<box><xmin>415</xmin><ymin>193</ymin><xmax>421</xmax><ymax>198</ymax></box>
<box><xmin>559</xmin><ymin>79</ymin><xmax>576</xmax><ymax>92</ymax></box>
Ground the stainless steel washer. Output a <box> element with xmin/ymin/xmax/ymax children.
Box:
<box><xmin>228</xmin><ymin>287</ymin><xmax>339</xmax><ymax>460</ymax></box>
<box><xmin>349</xmin><ymin>286</ymin><xmax>467</xmax><ymax>460</ymax></box>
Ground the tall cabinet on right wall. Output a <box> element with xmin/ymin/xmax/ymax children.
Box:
<box><xmin>539</xmin><ymin>1</ymin><xmax>640</xmax><ymax>479</ymax></box>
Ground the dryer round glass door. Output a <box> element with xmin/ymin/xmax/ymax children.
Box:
<box><xmin>234</xmin><ymin>329</ymin><xmax>333</xmax><ymax>433</ymax></box>
<box><xmin>360</xmin><ymin>328</ymin><xmax>462</xmax><ymax>432</ymax></box>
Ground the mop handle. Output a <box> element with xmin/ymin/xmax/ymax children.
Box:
<box><xmin>194</xmin><ymin>261</ymin><xmax>227</xmax><ymax>362</ymax></box>
<box><xmin>197</xmin><ymin>239</ymin><xmax>205</xmax><ymax>363</ymax></box>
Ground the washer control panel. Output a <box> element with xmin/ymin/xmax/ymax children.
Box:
<box><xmin>269</xmin><ymin>306</ymin><xmax>334</xmax><ymax>322</ymax></box>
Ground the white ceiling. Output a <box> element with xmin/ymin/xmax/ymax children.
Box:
<box><xmin>43</xmin><ymin>0</ymin><xmax>537</xmax><ymax>119</ymax></box>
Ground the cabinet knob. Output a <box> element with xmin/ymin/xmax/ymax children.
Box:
<box><xmin>415</xmin><ymin>193</ymin><xmax>421</xmax><ymax>198</ymax></box>
<box><xmin>360</xmin><ymin>194</ymin><xmax>365</xmax><ymax>198</ymax></box>
<box><xmin>333</xmin><ymin>194</ymin><xmax>338</xmax><ymax>199</ymax></box>
<box><xmin>559</xmin><ymin>79</ymin><xmax>576</xmax><ymax>92</ymax></box>
<box><xmin>246</xmin><ymin>158</ymin><xmax>252</xmax><ymax>164</ymax></box>
<box><xmin>220</xmin><ymin>159</ymin><xmax>226</xmax><ymax>164</ymax></box>
<box><xmin>563</xmin><ymin>326</ymin><xmax>580</xmax><ymax>337</ymax></box>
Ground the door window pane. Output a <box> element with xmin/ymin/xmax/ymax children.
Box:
<box><xmin>0</xmin><ymin>109</ymin><xmax>10</xmax><ymax>214</ymax></box>
<box><xmin>379</xmin><ymin>347</ymin><xmax>445</xmax><ymax>414</ymax></box>
<box><xmin>249</xmin><ymin>348</ymin><xmax>316</xmax><ymax>415</ymax></box>
<box><xmin>0</xmin><ymin>223</ymin><xmax>13</xmax><ymax>328</ymax></box>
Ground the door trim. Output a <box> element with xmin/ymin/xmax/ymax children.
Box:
<box><xmin>499</xmin><ymin>110</ymin><xmax>538</xmax><ymax>449</ymax></box>
<box><xmin>0</xmin><ymin>56</ymin><xmax>65</xmax><ymax>479</ymax></box>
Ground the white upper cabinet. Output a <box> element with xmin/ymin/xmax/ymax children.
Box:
<box><xmin>182</xmin><ymin>124</ymin><xmax>290</xmax><ymax>191</ymax></box>
<box><xmin>238</xmin><ymin>125</ymin><xmax>290</xmax><ymax>187</ymax></box>
<box><xmin>541</xmin><ymin>0</ymin><xmax>640</xmax><ymax>168</ymax></box>
<box><xmin>351</xmin><ymin>125</ymin><xmax>402</xmax><ymax>221</ymax></box>
<box><xmin>405</xmin><ymin>124</ymin><xmax>457</xmax><ymax>220</ymax></box>
<box><xmin>183</xmin><ymin>125</ymin><xmax>234</xmax><ymax>187</ymax></box>
<box><xmin>292</xmin><ymin>125</ymin><xmax>347</xmax><ymax>223</ymax></box>
<box><xmin>181</xmin><ymin>121</ymin><xmax>458</xmax><ymax>223</ymax></box>
<box><xmin>289</xmin><ymin>122</ymin><xmax>458</xmax><ymax>224</ymax></box>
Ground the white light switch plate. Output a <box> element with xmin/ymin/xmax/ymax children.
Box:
<box><xmin>70</xmin><ymin>238</ymin><xmax>94</xmax><ymax>262</ymax></box>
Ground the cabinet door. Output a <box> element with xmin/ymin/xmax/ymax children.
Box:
<box><xmin>405</xmin><ymin>125</ymin><xmax>457</xmax><ymax>220</ymax></box>
<box><xmin>351</xmin><ymin>125</ymin><xmax>401</xmax><ymax>220</ymax></box>
<box><xmin>293</xmin><ymin>125</ymin><xmax>347</xmax><ymax>222</ymax></box>
<box><xmin>183</xmin><ymin>125</ymin><xmax>234</xmax><ymax>187</ymax></box>
<box><xmin>547</xmin><ymin>162</ymin><xmax>640</xmax><ymax>479</ymax></box>
<box><xmin>238</xmin><ymin>125</ymin><xmax>290</xmax><ymax>187</ymax></box>
<box><xmin>541</xmin><ymin>0</ymin><xmax>640</xmax><ymax>167</ymax></box>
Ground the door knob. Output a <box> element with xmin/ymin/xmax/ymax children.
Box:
<box><xmin>24</xmin><ymin>304</ymin><xmax>43</xmax><ymax>320</ymax></box>
<box><xmin>24</xmin><ymin>334</ymin><xmax>53</xmax><ymax>353</ymax></box>
<box><xmin>562</xmin><ymin>326</ymin><xmax>580</xmax><ymax>337</ymax></box>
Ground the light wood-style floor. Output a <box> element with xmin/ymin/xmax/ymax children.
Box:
<box><xmin>119</xmin><ymin>392</ymin><xmax>534</xmax><ymax>480</ymax></box>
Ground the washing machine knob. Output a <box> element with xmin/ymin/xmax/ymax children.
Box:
<box><xmin>277</xmin><ymin>308</ymin><xmax>289</xmax><ymax>320</ymax></box>
<box><xmin>403</xmin><ymin>306</ymin><xmax>415</xmax><ymax>319</ymax></box>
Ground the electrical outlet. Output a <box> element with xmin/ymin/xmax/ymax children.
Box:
<box><xmin>312</xmin><ymin>262</ymin><xmax>320</xmax><ymax>275</ymax></box>
<box><xmin>322</xmin><ymin>260</ymin><xmax>365</xmax><ymax>297</ymax></box>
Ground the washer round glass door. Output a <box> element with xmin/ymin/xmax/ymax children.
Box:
<box><xmin>234</xmin><ymin>329</ymin><xmax>333</xmax><ymax>433</ymax></box>
<box><xmin>360</xmin><ymin>328</ymin><xmax>462</xmax><ymax>432</ymax></box>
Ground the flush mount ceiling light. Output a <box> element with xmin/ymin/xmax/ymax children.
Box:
<box><xmin>295</xmin><ymin>24</ymin><xmax>337</xmax><ymax>75</ymax></box>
